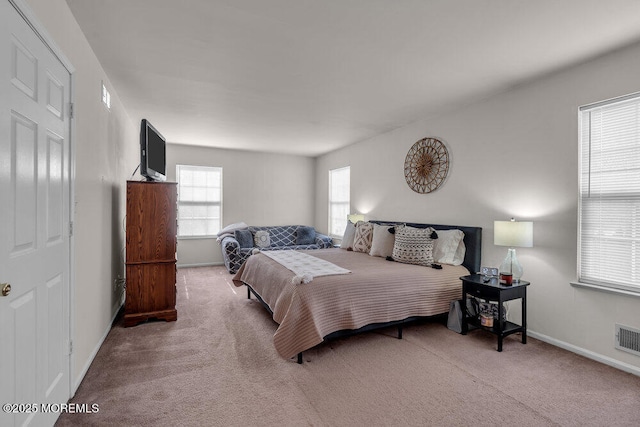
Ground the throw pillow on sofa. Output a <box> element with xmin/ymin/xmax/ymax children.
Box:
<box><xmin>296</xmin><ymin>226</ymin><xmax>316</xmax><ymax>245</ymax></box>
<box><xmin>254</xmin><ymin>230</ymin><xmax>270</xmax><ymax>248</ymax></box>
<box><xmin>234</xmin><ymin>229</ymin><xmax>254</xmax><ymax>248</ymax></box>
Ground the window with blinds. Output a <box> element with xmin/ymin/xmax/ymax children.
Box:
<box><xmin>176</xmin><ymin>165</ymin><xmax>222</xmax><ymax>238</ymax></box>
<box><xmin>329</xmin><ymin>166</ymin><xmax>350</xmax><ymax>238</ymax></box>
<box><xmin>579</xmin><ymin>93</ymin><xmax>640</xmax><ymax>292</ymax></box>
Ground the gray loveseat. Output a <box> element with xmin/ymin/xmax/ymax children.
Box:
<box><xmin>221</xmin><ymin>225</ymin><xmax>333</xmax><ymax>273</ymax></box>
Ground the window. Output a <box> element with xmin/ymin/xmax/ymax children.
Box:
<box><xmin>329</xmin><ymin>166</ymin><xmax>350</xmax><ymax>238</ymax></box>
<box><xmin>176</xmin><ymin>165</ymin><xmax>222</xmax><ymax>238</ymax></box>
<box><xmin>579</xmin><ymin>93</ymin><xmax>640</xmax><ymax>292</ymax></box>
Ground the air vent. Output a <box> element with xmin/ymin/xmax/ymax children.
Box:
<box><xmin>615</xmin><ymin>324</ymin><xmax>640</xmax><ymax>357</ymax></box>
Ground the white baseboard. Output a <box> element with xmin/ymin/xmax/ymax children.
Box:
<box><xmin>528</xmin><ymin>330</ymin><xmax>640</xmax><ymax>377</ymax></box>
<box><xmin>176</xmin><ymin>261</ymin><xmax>223</xmax><ymax>268</ymax></box>
<box><xmin>71</xmin><ymin>299</ymin><xmax>124</xmax><ymax>395</ymax></box>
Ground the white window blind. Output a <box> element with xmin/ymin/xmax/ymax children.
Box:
<box><xmin>329</xmin><ymin>166</ymin><xmax>350</xmax><ymax>237</ymax></box>
<box><xmin>176</xmin><ymin>165</ymin><xmax>222</xmax><ymax>237</ymax></box>
<box><xmin>579</xmin><ymin>93</ymin><xmax>640</xmax><ymax>292</ymax></box>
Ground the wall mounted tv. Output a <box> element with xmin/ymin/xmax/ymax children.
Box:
<box><xmin>140</xmin><ymin>119</ymin><xmax>166</xmax><ymax>182</ymax></box>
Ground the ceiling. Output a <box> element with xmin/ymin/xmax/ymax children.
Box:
<box><xmin>65</xmin><ymin>0</ymin><xmax>640</xmax><ymax>157</ymax></box>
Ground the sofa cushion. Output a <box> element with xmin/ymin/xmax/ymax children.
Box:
<box><xmin>296</xmin><ymin>226</ymin><xmax>316</xmax><ymax>245</ymax></box>
<box><xmin>234</xmin><ymin>229</ymin><xmax>254</xmax><ymax>248</ymax></box>
<box><xmin>250</xmin><ymin>225</ymin><xmax>297</xmax><ymax>247</ymax></box>
<box><xmin>259</xmin><ymin>244</ymin><xmax>320</xmax><ymax>252</ymax></box>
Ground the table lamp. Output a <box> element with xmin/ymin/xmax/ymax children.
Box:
<box><xmin>347</xmin><ymin>214</ymin><xmax>365</xmax><ymax>224</ymax></box>
<box><xmin>494</xmin><ymin>218</ymin><xmax>533</xmax><ymax>285</ymax></box>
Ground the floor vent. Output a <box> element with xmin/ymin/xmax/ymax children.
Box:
<box><xmin>615</xmin><ymin>324</ymin><xmax>640</xmax><ymax>357</ymax></box>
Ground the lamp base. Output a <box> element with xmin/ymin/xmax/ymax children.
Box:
<box><xmin>499</xmin><ymin>248</ymin><xmax>523</xmax><ymax>284</ymax></box>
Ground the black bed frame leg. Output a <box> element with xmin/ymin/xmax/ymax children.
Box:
<box><xmin>398</xmin><ymin>326</ymin><xmax>403</xmax><ymax>339</ymax></box>
<box><xmin>297</xmin><ymin>352</ymin><xmax>303</xmax><ymax>364</ymax></box>
<box><xmin>247</xmin><ymin>287</ymin><xmax>251</xmax><ymax>299</ymax></box>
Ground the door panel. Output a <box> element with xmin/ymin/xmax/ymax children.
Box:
<box><xmin>0</xmin><ymin>1</ymin><xmax>72</xmax><ymax>426</ymax></box>
<box><xmin>11</xmin><ymin>35</ymin><xmax>37</xmax><ymax>100</ymax></box>
<box><xmin>46</xmin><ymin>132</ymin><xmax>64</xmax><ymax>244</ymax></box>
<box><xmin>11</xmin><ymin>111</ymin><xmax>38</xmax><ymax>255</ymax></box>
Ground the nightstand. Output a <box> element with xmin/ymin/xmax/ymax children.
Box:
<box><xmin>460</xmin><ymin>274</ymin><xmax>529</xmax><ymax>351</ymax></box>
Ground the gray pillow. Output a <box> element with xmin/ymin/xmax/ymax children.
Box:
<box><xmin>234</xmin><ymin>229</ymin><xmax>254</xmax><ymax>248</ymax></box>
<box><xmin>296</xmin><ymin>226</ymin><xmax>316</xmax><ymax>245</ymax></box>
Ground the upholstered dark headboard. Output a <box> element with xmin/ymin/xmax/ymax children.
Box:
<box><xmin>369</xmin><ymin>220</ymin><xmax>482</xmax><ymax>274</ymax></box>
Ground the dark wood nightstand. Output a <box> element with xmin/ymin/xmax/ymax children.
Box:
<box><xmin>460</xmin><ymin>274</ymin><xmax>529</xmax><ymax>351</ymax></box>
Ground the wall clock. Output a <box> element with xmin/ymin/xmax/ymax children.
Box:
<box><xmin>404</xmin><ymin>137</ymin><xmax>450</xmax><ymax>194</ymax></box>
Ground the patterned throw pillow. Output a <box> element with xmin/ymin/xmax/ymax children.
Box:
<box><xmin>352</xmin><ymin>221</ymin><xmax>374</xmax><ymax>253</ymax></box>
<box><xmin>254</xmin><ymin>230</ymin><xmax>270</xmax><ymax>248</ymax></box>
<box><xmin>392</xmin><ymin>226</ymin><xmax>434</xmax><ymax>266</ymax></box>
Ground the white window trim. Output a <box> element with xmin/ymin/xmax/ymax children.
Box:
<box><xmin>576</xmin><ymin>91</ymin><xmax>640</xmax><ymax>296</ymax></box>
<box><xmin>176</xmin><ymin>164</ymin><xmax>222</xmax><ymax>239</ymax></box>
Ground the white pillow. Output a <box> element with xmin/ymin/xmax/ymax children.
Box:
<box><xmin>433</xmin><ymin>229</ymin><xmax>465</xmax><ymax>265</ymax></box>
<box><xmin>369</xmin><ymin>224</ymin><xmax>395</xmax><ymax>258</ymax></box>
<box><xmin>341</xmin><ymin>221</ymin><xmax>357</xmax><ymax>250</ymax></box>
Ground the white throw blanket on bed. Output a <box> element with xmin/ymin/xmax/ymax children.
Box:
<box><xmin>258</xmin><ymin>250</ymin><xmax>351</xmax><ymax>284</ymax></box>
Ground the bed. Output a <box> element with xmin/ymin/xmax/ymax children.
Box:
<box><xmin>232</xmin><ymin>221</ymin><xmax>482</xmax><ymax>362</ymax></box>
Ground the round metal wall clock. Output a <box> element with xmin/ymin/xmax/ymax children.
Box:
<box><xmin>404</xmin><ymin>137</ymin><xmax>450</xmax><ymax>194</ymax></box>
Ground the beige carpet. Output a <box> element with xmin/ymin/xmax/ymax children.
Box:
<box><xmin>56</xmin><ymin>266</ymin><xmax>640</xmax><ymax>426</ymax></box>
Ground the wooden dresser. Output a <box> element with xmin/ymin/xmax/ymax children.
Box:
<box><xmin>125</xmin><ymin>181</ymin><xmax>177</xmax><ymax>327</ymax></box>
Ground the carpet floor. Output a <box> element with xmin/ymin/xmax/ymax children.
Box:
<box><xmin>56</xmin><ymin>266</ymin><xmax>640</xmax><ymax>426</ymax></box>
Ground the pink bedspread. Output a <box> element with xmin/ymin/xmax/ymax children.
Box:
<box><xmin>232</xmin><ymin>248</ymin><xmax>467</xmax><ymax>359</ymax></box>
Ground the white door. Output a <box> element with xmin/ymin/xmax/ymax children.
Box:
<box><xmin>0</xmin><ymin>1</ymin><xmax>72</xmax><ymax>426</ymax></box>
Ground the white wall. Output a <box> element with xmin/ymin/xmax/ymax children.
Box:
<box><xmin>165</xmin><ymin>144</ymin><xmax>316</xmax><ymax>266</ymax></box>
<box><xmin>315</xmin><ymin>41</ymin><xmax>640</xmax><ymax>372</ymax></box>
<box><xmin>24</xmin><ymin>0</ymin><xmax>138</xmax><ymax>390</ymax></box>
<box><xmin>20</xmin><ymin>0</ymin><xmax>640</xmax><ymax>388</ymax></box>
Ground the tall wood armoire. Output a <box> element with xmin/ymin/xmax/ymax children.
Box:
<box><xmin>125</xmin><ymin>181</ymin><xmax>177</xmax><ymax>327</ymax></box>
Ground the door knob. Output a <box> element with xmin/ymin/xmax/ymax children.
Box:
<box><xmin>1</xmin><ymin>283</ymin><xmax>10</xmax><ymax>296</ymax></box>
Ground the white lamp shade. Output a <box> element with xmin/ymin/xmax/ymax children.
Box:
<box><xmin>347</xmin><ymin>214</ymin><xmax>365</xmax><ymax>223</ymax></box>
<box><xmin>494</xmin><ymin>220</ymin><xmax>533</xmax><ymax>247</ymax></box>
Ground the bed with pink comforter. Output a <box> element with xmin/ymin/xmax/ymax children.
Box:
<box><xmin>232</xmin><ymin>221</ymin><xmax>482</xmax><ymax>361</ymax></box>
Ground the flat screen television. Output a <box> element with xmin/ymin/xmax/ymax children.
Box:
<box><xmin>140</xmin><ymin>119</ymin><xmax>166</xmax><ymax>182</ymax></box>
